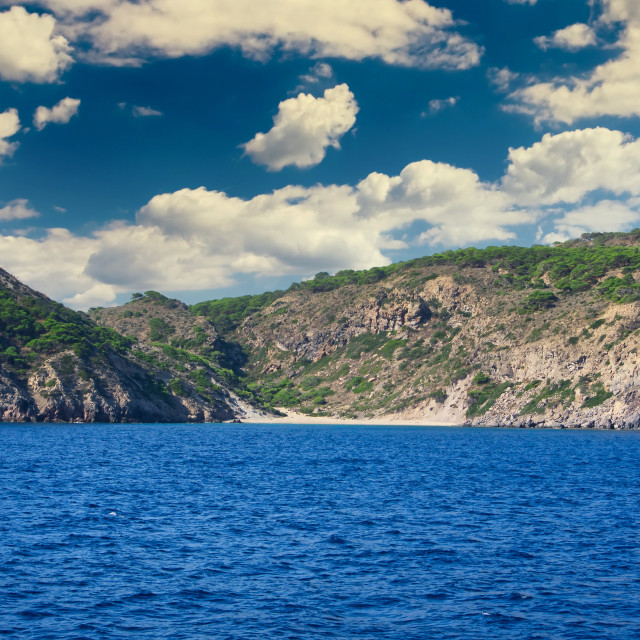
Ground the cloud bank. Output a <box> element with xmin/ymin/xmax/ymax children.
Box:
<box><xmin>2</xmin><ymin>127</ymin><xmax>639</xmax><ymax>308</ymax></box>
<box><xmin>8</xmin><ymin>0</ymin><xmax>482</xmax><ymax>70</ymax></box>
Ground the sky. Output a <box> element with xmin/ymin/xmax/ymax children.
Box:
<box><xmin>2</xmin><ymin>0</ymin><xmax>640</xmax><ymax>308</ymax></box>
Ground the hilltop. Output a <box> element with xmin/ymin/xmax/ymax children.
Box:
<box><xmin>193</xmin><ymin>231</ymin><xmax>640</xmax><ymax>429</ymax></box>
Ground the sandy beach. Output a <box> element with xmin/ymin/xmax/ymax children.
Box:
<box><xmin>241</xmin><ymin>407</ymin><xmax>461</xmax><ymax>427</ymax></box>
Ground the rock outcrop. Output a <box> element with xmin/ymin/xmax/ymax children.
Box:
<box><xmin>0</xmin><ymin>274</ymin><xmax>259</xmax><ymax>422</ymax></box>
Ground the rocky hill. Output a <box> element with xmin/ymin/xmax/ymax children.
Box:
<box><xmin>194</xmin><ymin>231</ymin><xmax>640</xmax><ymax>429</ymax></box>
<box><xmin>5</xmin><ymin>230</ymin><xmax>640</xmax><ymax>427</ymax></box>
<box><xmin>0</xmin><ymin>271</ymin><xmax>259</xmax><ymax>422</ymax></box>
<box><xmin>89</xmin><ymin>292</ymin><xmax>261</xmax><ymax>422</ymax></box>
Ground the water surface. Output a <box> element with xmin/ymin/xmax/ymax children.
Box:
<box><xmin>1</xmin><ymin>423</ymin><xmax>639</xmax><ymax>639</ymax></box>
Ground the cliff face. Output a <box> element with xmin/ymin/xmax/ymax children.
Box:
<box><xmin>0</xmin><ymin>273</ymin><xmax>255</xmax><ymax>423</ymax></box>
<box><xmin>221</xmin><ymin>254</ymin><xmax>640</xmax><ymax>429</ymax></box>
<box><xmin>0</xmin><ymin>349</ymin><xmax>190</xmax><ymax>423</ymax></box>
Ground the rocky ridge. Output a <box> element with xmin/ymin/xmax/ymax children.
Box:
<box><xmin>194</xmin><ymin>235</ymin><xmax>640</xmax><ymax>429</ymax></box>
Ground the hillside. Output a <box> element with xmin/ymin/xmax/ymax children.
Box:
<box><xmin>5</xmin><ymin>231</ymin><xmax>640</xmax><ymax>427</ymax></box>
<box><xmin>0</xmin><ymin>271</ymin><xmax>259</xmax><ymax>422</ymax></box>
<box><xmin>194</xmin><ymin>231</ymin><xmax>640</xmax><ymax>429</ymax></box>
<box><xmin>89</xmin><ymin>291</ymin><xmax>262</xmax><ymax>422</ymax></box>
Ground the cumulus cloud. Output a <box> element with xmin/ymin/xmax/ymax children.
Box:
<box><xmin>0</xmin><ymin>156</ymin><xmax>531</xmax><ymax>307</ymax></box>
<box><xmin>356</xmin><ymin>160</ymin><xmax>534</xmax><ymax>247</ymax></box>
<box><xmin>0</xmin><ymin>228</ymin><xmax>113</xmax><ymax>306</ymax></box>
<box><xmin>243</xmin><ymin>84</ymin><xmax>359</xmax><ymax>171</ymax></box>
<box><xmin>33</xmin><ymin>97</ymin><xmax>80</xmax><ymax>130</ymax></box>
<box><xmin>5</xmin><ymin>126</ymin><xmax>640</xmax><ymax>308</ymax></box>
<box><xmin>0</xmin><ymin>199</ymin><xmax>39</xmax><ymax>221</ymax></box>
<box><xmin>507</xmin><ymin>1</ymin><xmax>640</xmax><ymax>123</ymax></box>
<box><xmin>0</xmin><ymin>108</ymin><xmax>20</xmax><ymax>159</ymax></box>
<box><xmin>11</xmin><ymin>0</ymin><xmax>481</xmax><ymax>70</ymax></box>
<box><xmin>534</xmin><ymin>23</ymin><xmax>597</xmax><ymax>51</ymax></box>
<box><xmin>0</xmin><ymin>7</ymin><xmax>73</xmax><ymax>83</ymax></box>
<box><xmin>502</xmin><ymin>127</ymin><xmax>640</xmax><ymax>205</ymax></box>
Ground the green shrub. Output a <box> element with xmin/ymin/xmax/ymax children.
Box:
<box><xmin>380</xmin><ymin>339</ymin><xmax>407</xmax><ymax>360</ymax></box>
<box><xmin>345</xmin><ymin>376</ymin><xmax>374</xmax><ymax>394</ymax></box>
<box><xmin>519</xmin><ymin>291</ymin><xmax>558</xmax><ymax>312</ymax></box>
<box><xmin>473</xmin><ymin>372</ymin><xmax>490</xmax><ymax>385</ymax></box>
<box><xmin>168</xmin><ymin>378</ymin><xmax>188</xmax><ymax>397</ymax></box>
<box><xmin>148</xmin><ymin>317</ymin><xmax>174</xmax><ymax>343</ymax></box>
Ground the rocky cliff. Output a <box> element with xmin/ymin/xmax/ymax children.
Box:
<box><xmin>0</xmin><ymin>271</ymin><xmax>258</xmax><ymax>422</ymax></box>
<box><xmin>194</xmin><ymin>232</ymin><xmax>640</xmax><ymax>429</ymax></box>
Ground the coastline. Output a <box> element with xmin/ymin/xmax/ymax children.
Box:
<box><xmin>241</xmin><ymin>407</ymin><xmax>461</xmax><ymax>427</ymax></box>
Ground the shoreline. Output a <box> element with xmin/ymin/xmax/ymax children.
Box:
<box><xmin>241</xmin><ymin>408</ymin><xmax>461</xmax><ymax>427</ymax></box>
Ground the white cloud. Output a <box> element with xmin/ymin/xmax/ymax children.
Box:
<box><xmin>0</xmin><ymin>228</ymin><xmax>114</xmax><ymax>306</ymax></box>
<box><xmin>243</xmin><ymin>84</ymin><xmax>359</xmax><ymax>171</ymax></box>
<box><xmin>487</xmin><ymin>67</ymin><xmax>519</xmax><ymax>92</ymax></box>
<box><xmin>424</xmin><ymin>96</ymin><xmax>458</xmax><ymax>116</ymax></box>
<box><xmin>507</xmin><ymin>2</ymin><xmax>640</xmax><ymax>123</ymax></box>
<box><xmin>0</xmin><ymin>157</ymin><xmax>531</xmax><ymax>307</ymax></box>
<box><xmin>0</xmin><ymin>199</ymin><xmax>39</xmax><ymax>221</ymax></box>
<box><xmin>542</xmin><ymin>200</ymin><xmax>640</xmax><ymax>243</ymax></box>
<box><xmin>356</xmin><ymin>160</ymin><xmax>535</xmax><ymax>247</ymax></box>
<box><xmin>5</xmin><ymin>126</ymin><xmax>640</xmax><ymax>308</ymax></box>
<box><xmin>502</xmin><ymin>127</ymin><xmax>640</xmax><ymax>205</ymax></box>
<box><xmin>12</xmin><ymin>0</ymin><xmax>482</xmax><ymax>70</ymax></box>
<box><xmin>599</xmin><ymin>0</ymin><xmax>640</xmax><ymax>24</ymax></box>
<box><xmin>0</xmin><ymin>7</ymin><xmax>73</xmax><ymax>83</ymax></box>
<box><xmin>504</xmin><ymin>0</ymin><xmax>537</xmax><ymax>4</ymax></box>
<box><xmin>534</xmin><ymin>23</ymin><xmax>597</xmax><ymax>51</ymax></box>
<box><xmin>132</xmin><ymin>105</ymin><xmax>163</xmax><ymax>117</ymax></box>
<box><xmin>299</xmin><ymin>62</ymin><xmax>334</xmax><ymax>84</ymax></box>
<box><xmin>33</xmin><ymin>97</ymin><xmax>80</xmax><ymax>130</ymax></box>
<box><xmin>0</xmin><ymin>108</ymin><xmax>20</xmax><ymax>159</ymax></box>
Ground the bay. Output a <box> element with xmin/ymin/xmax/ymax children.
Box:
<box><xmin>1</xmin><ymin>423</ymin><xmax>639</xmax><ymax>639</ymax></box>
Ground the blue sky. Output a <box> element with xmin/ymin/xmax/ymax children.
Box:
<box><xmin>1</xmin><ymin>0</ymin><xmax>640</xmax><ymax>308</ymax></box>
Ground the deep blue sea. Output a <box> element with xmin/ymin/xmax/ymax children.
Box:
<box><xmin>1</xmin><ymin>423</ymin><xmax>639</xmax><ymax>640</ymax></box>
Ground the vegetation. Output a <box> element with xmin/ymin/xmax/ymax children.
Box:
<box><xmin>191</xmin><ymin>291</ymin><xmax>286</xmax><ymax>335</ymax></box>
<box><xmin>467</xmin><ymin>381</ymin><xmax>513</xmax><ymax>418</ymax></box>
<box><xmin>0</xmin><ymin>290</ymin><xmax>133</xmax><ymax>371</ymax></box>
<box><xmin>191</xmin><ymin>231</ymin><xmax>640</xmax><ymax>346</ymax></box>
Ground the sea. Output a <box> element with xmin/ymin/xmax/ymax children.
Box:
<box><xmin>1</xmin><ymin>423</ymin><xmax>639</xmax><ymax>640</ymax></box>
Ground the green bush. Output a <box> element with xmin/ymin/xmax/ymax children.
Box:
<box><xmin>520</xmin><ymin>291</ymin><xmax>558</xmax><ymax>312</ymax></box>
<box><xmin>473</xmin><ymin>372</ymin><xmax>490</xmax><ymax>385</ymax></box>
<box><xmin>148</xmin><ymin>317</ymin><xmax>174</xmax><ymax>343</ymax></box>
<box><xmin>345</xmin><ymin>376</ymin><xmax>373</xmax><ymax>394</ymax></box>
